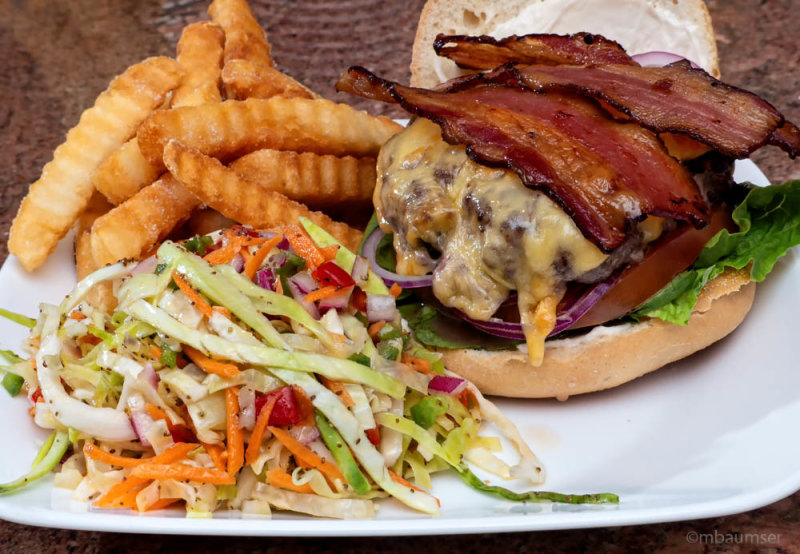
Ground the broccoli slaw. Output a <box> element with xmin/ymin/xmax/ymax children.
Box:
<box><xmin>0</xmin><ymin>218</ymin><xmax>616</xmax><ymax>518</ymax></box>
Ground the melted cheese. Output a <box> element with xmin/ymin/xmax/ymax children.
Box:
<box><xmin>376</xmin><ymin>119</ymin><xmax>610</xmax><ymax>364</ymax></box>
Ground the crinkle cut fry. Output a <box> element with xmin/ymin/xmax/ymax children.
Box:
<box><xmin>136</xmin><ymin>96</ymin><xmax>403</xmax><ymax>166</ymax></box>
<box><xmin>222</xmin><ymin>59</ymin><xmax>317</xmax><ymax>100</ymax></box>
<box><xmin>209</xmin><ymin>0</ymin><xmax>273</xmax><ymax>68</ymax></box>
<box><xmin>8</xmin><ymin>56</ymin><xmax>182</xmax><ymax>271</ymax></box>
<box><xmin>90</xmin><ymin>174</ymin><xmax>199</xmax><ymax>267</ymax></box>
<box><xmin>229</xmin><ymin>149</ymin><xmax>376</xmax><ymax>209</ymax></box>
<box><xmin>92</xmin><ymin>137</ymin><xmax>162</xmax><ymax>206</ymax></box>
<box><xmin>74</xmin><ymin>192</ymin><xmax>116</xmax><ymax>311</ymax></box>
<box><xmin>172</xmin><ymin>21</ymin><xmax>225</xmax><ymax>108</ymax></box>
<box><xmin>162</xmin><ymin>140</ymin><xmax>363</xmax><ymax>252</ymax></box>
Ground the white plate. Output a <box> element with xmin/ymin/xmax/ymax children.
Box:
<box><xmin>0</xmin><ymin>159</ymin><xmax>797</xmax><ymax>536</ymax></box>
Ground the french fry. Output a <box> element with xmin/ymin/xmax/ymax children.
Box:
<box><xmin>90</xmin><ymin>175</ymin><xmax>199</xmax><ymax>267</ymax></box>
<box><xmin>91</xmin><ymin>138</ymin><xmax>162</xmax><ymax>205</ymax></box>
<box><xmin>172</xmin><ymin>22</ymin><xmax>225</xmax><ymax>108</ymax></box>
<box><xmin>222</xmin><ymin>59</ymin><xmax>317</xmax><ymax>100</ymax></box>
<box><xmin>209</xmin><ymin>0</ymin><xmax>273</xmax><ymax>68</ymax></box>
<box><xmin>9</xmin><ymin>56</ymin><xmax>182</xmax><ymax>271</ymax></box>
<box><xmin>137</xmin><ymin>97</ymin><xmax>402</xmax><ymax>165</ymax></box>
<box><xmin>74</xmin><ymin>192</ymin><xmax>116</xmax><ymax>311</ymax></box>
<box><xmin>93</xmin><ymin>25</ymin><xmax>225</xmax><ymax>207</ymax></box>
<box><xmin>163</xmin><ymin>140</ymin><xmax>363</xmax><ymax>251</ymax></box>
<box><xmin>230</xmin><ymin>149</ymin><xmax>376</xmax><ymax>209</ymax></box>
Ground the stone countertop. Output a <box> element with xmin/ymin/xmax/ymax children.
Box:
<box><xmin>1</xmin><ymin>0</ymin><xmax>799</xmax><ymax>551</ymax></box>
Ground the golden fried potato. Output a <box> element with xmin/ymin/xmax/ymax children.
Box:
<box><xmin>137</xmin><ymin>97</ymin><xmax>402</xmax><ymax>165</ymax></box>
<box><xmin>222</xmin><ymin>59</ymin><xmax>317</xmax><ymax>100</ymax></box>
<box><xmin>91</xmin><ymin>138</ymin><xmax>162</xmax><ymax>205</ymax></box>
<box><xmin>74</xmin><ymin>192</ymin><xmax>116</xmax><ymax>310</ymax></box>
<box><xmin>172</xmin><ymin>22</ymin><xmax>225</xmax><ymax>108</ymax></box>
<box><xmin>209</xmin><ymin>0</ymin><xmax>273</xmax><ymax>68</ymax></box>
<box><xmin>230</xmin><ymin>149</ymin><xmax>376</xmax><ymax>209</ymax></box>
<box><xmin>9</xmin><ymin>56</ymin><xmax>182</xmax><ymax>271</ymax></box>
<box><xmin>90</xmin><ymin>174</ymin><xmax>199</xmax><ymax>267</ymax></box>
<box><xmin>163</xmin><ymin>140</ymin><xmax>363</xmax><ymax>251</ymax></box>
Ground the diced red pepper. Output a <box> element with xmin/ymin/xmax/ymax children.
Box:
<box><xmin>255</xmin><ymin>386</ymin><xmax>310</xmax><ymax>426</ymax></box>
<box><xmin>352</xmin><ymin>288</ymin><xmax>367</xmax><ymax>312</ymax></box>
<box><xmin>169</xmin><ymin>424</ymin><xmax>196</xmax><ymax>443</ymax></box>
<box><xmin>364</xmin><ymin>427</ymin><xmax>381</xmax><ymax>446</ymax></box>
<box><xmin>30</xmin><ymin>387</ymin><xmax>43</xmax><ymax>404</ymax></box>
<box><xmin>312</xmin><ymin>261</ymin><xmax>355</xmax><ymax>289</ymax></box>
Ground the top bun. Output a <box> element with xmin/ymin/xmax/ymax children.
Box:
<box><xmin>410</xmin><ymin>0</ymin><xmax>720</xmax><ymax>88</ymax></box>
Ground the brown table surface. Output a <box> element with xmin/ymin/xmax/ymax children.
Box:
<box><xmin>2</xmin><ymin>0</ymin><xmax>799</xmax><ymax>551</ymax></box>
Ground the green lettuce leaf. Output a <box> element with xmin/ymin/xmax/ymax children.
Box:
<box><xmin>633</xmin><ymin>181</ymin><xmax>800</xmax><ymax>324</ymax></box>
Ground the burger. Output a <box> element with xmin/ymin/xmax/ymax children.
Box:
<box><xmin>335</xmin><ymin>0</ymin><xmax>800</xmax><ymax>399</ymax></box>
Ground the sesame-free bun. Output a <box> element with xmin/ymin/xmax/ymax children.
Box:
<box><xmin>439</xmin><ymin>269</ymin><xmax>755</xmax><ymax>399</ymax></box>
<box><xmin>410</xmin><ymin>0</ymin><xmax>720</xmax><ymax>88</ymax></box>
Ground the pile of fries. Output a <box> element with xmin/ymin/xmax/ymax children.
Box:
<box><xmin>9</xmin><ymin>0</ymin><xmax>400</xmax><ymax>307</ymax></box>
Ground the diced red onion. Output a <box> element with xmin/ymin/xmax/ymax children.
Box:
<box><xmin>428</xmin><ymin>375</ymin><xmax>467</xmax><ymax>395</ymax></box>
<box><xmin>319</xmin><ymin>286</ymin><xmax>354</xmax><ymax>312</ymax></box>
<box><xmin>230</xmin><ymin>253</ymin><xmax>245</xmax><ymax>273</ymax></box>
<box><xmin>361</xmin><ymin>227</ymin><xmax>434</xmax><ymax>288</ymax></box>
<box><xmin>366</xmin><ymin>293</ymin><xmax>398</xmax><ymax>323</ymax></box>
<box><xmin>256</xmin><ymin>268</ymin><xmax>276</xmax><ymax>291</ymax></box>
<box><xmin>131</xmin><ymin>256</ymin><xmax>158</xmax><ymax>276</ymax></box>
<box><xmin>632</xmin><ymin>51</ymin><xmax>701</xmax><ymax>69</ymax></box>
<box><xmin>288</xmin><ymin>274</ymin><xmax>320</xmax><ymax>319</ymax></box>
<box><xmin>238</xmin><ymin>387</ymin><xmax>256</xmax><ymax>430</ymax></box>
<box><xmin>351</xmin><ymin>256</ymin><xmax>370</xmax><ymax>287</ymax></box>
<box><xmin>267</xmin><ymin>252</ymin><xmax>287</xmax><ymax>270</ymax></box>
<box><xmin>287</xmin><ymin>425</ymin><xmax>320</xmax><ymax>445</ymax></box>
<box><xmin>289</xmin><ymin>272</ymin><xmax>317</xmax><ymax>294</ymax></box>
<box><xmin>130</xmin><ymin>411</ymin><xmax>156</xmax><ymax>447</ymax></box>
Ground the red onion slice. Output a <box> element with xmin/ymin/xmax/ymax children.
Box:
<box><xmin>362</xmin><ymin>227</ymin><xmax>434</xmax><ymax>288</ymax></box>
<box><xmin>288</xmin><ymin>274</ymin><xmax>320</xmax><ymax>319</ymax></box>
<box><xmin>287</xmin><ymin>425</ymin><xmax>320</xmax><ymax>445</ymax></box>
<box><xmin>632</xmin><ymin>51</ymin><xmax>701</xmax><ymax>69</ymax></box>
<box><xmin>351</xmin><ymin>256</ymin><xmax>370</xmax><ymax>287</ymax></box>
<box><xmin>131</xmin><ymin>256</ymin><xmax>158</xmax><ymax>276</ymax></box>
<box><xmin>454</xmin><ymin>269</ymin><xmax>624</xmax><ymax>340</ymax></box>
<box><xmin>130</xmin><ymin>411</ymin><xmax>156</xmax><ymax>447</ymax></box>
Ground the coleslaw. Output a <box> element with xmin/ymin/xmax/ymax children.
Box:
<box><xmin>0</xmin><ymin>218</ymin><xmax>617</xmax><ymax>518</ymax></box>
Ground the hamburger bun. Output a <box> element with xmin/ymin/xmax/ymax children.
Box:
<box><xmin>406</xmin><ymin>0</ymin><xmax>750</xmax><ymax>399</ymax></box>
<box><xmin>410</xmin><ymin>0</ymin><xmax>720</xmax><ymax>89</ymax></box>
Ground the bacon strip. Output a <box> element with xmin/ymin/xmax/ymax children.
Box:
<box><xmin>433</xmin><ymin>33</ymin><xmax>636</xmax><ymax>69</ymax></box>
<box><xmin>487</xmin><ymin>62</ymin><xmax>800</xmax><ymax>159</ymax></box>
<box><xmin>337</xmin><ymin>67</ymin><xmax>707</xmax><ymax>251</ymax></box>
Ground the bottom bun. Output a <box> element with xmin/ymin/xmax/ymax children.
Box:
<box><xmin>439</xmin><ymin>269</ymin><xmax>756</xmax><ymax>399</ymax></box>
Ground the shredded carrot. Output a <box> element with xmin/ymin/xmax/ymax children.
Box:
<box><xmin>78</xmin><ymin>334</ymin><xmax>102</xmax><ymax>346</ymax></box>
<box><xmin>368</xmin><ymin>320</ymin><xmax>386</xmax><ymax>340</ymax></box>
<box><xmin>150</xmin><ymin>345</ymin><xmax>163</xmax><ymax>360</ymax></box>
<box><xmin>115</xmin><ymin>488</ymin><xmax>142</xmax><ymax>509</ymax></box>
<box><xmin>69</xmin><ymin>311</ymin><xmax>86</xmax><ymax>321</ymax></box>
<box><xmin>284</xmin><ymin>224</ymin><xmax>325</xmax><ymax>269</ymax></box>
<box><xmin>172</xmin><ymin>272</ymin><xmax>214</xmax><ymax>319</ymax></box>
<box><xmin>291</xmin><ymin>385</ymin><xmax>316</xmax><ymax>426</ymax></box>
<box><xmin>401</xmin><ymin>353</ymin><xmax>431</xmax><ymax>374</ymax></box>
<box><xmin>143</xmin><ymin>497</ymin><xmax>181</xmax><ymax>512</ymax></box>
<box><xmin>319</xmin><ymin>245</ymin><xmax>339</xmax><ymax>261</ymax></box>
<box><xmin>265</xmin><ymin>467</ymin><xmax>314</xmax><ymax>494</ymax></box>
<box><xmin>388</xmin><ymin>469</ymin><xmax>441</xmax><ymax>507</ymax></box>
<box><xmin>303</xmin><ymin>285</ymin><xmax>339</xmax><ymax>303</ymax></box>
<box><xmin>226</xmin><ymin>387</ymin><xmax>245</xmax><ymax>476</ymax></box>
<box><xmin>319</xmin><ymin>376</ymin><xmax>354</xmax><ymax>408</ymax></box>
<box><xmin>275</xmin><ymin>278</ymin><xmax>284</xmax><ymax>295</ymax></box>
<box><xmin>204</xmin><ymin>443</ymin><xmax>227</xmax><ymax>472</ymax></box>
<box><xmin>389</xmin><ymin>283</ymin><xmax>403</xmax><ymax>298</ymax></box>
<box><xmin>183</xmin><ymin>345</ymin><xmax>240</xmax><ymax>378</ymax></box>
<box><xmin>212</xmin><ymin>305</ymin><xmax>232</xmax><ymax>319</ymax></box>
<box><xmin>131</xmin><ymin>463</ymin><xmax>236</xmax><ymax>485</ymax></box>
<box><xmin>83</xmin><ymin>442</ymin><xmax>197</xmax><ymax>469</ymax></box>
<box><xmin>94</xmin><ymin>476</ymin><xmax>150</xmax><ymax>508</ymax></box>
<box><xmin>245</xmin><ymin>394</ymin><xmax>277</xmax><ymax>465</ymax></box>
<box><xmin>143</xmin><ymin>403</ymin><xmax>192</xmax><ymax>441</ymax></box>
<box><xmin>244</xmin><ymin>234</ymin><xmax>282</xmax><ymax>281</ymax></box>
<box><xmin>204</xmin><ymin>233</ymin><xmax>270</xmax><ymax>266</ymax></box>
<box><xmin>268</xmin><ymin>426</ymin><xmax>344</xmax><ymax>484</ymax></box>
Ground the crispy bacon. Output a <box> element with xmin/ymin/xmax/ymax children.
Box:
<box><xmin>337</xmin><ymin>67</ymin><xmax>707</xmax><ymax>251</ymax></box>
<box><xmin>484</xmin><ymin>62</ymin><xmax>800</xmax><ymax>158</ymax></box>
<box><xmin>433</xmin><ymin>33</ymin><xmax>636</xmax><ymax>69</ymax></box>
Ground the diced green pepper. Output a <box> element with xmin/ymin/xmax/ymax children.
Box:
<box><xmin>2</xmin><ymin>373</ymin><xmax>24</xmax><ymax>397</ymax></box>
<box><xmin>410</xmin><ymin>396</ymin><xmax>447</xmax><ymax>430</ymax></box>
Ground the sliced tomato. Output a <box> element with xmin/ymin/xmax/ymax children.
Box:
<box><xmin>571</xmin><ymin>206</ymin><xmax>735</xmax><ymax>329</ymax></box>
